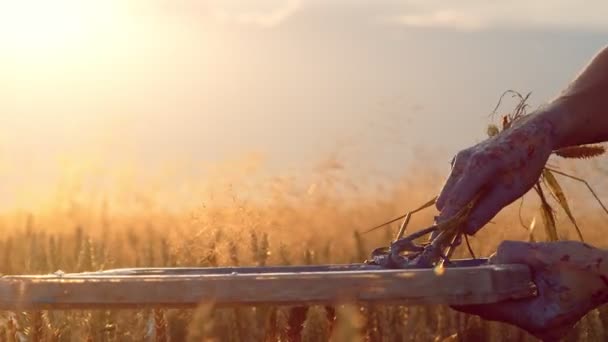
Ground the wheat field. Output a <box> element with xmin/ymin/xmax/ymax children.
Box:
<box><xmin>0</xmin><ymin>156</ymin><xmax>607</xmax><ymax>342</ymax></box>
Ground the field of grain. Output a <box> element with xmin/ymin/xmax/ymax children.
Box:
<box><xmin>0</xmin><ymin>157</ymin><xmax>607</xmax><ymax>341</ymax></box>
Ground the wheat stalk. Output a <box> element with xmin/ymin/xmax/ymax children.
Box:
<box><xmin>490</xmin><ymin>91</ymin><xmax>607</xmax><ymax>243</ymax></box>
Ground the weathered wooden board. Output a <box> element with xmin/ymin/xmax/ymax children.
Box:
<box><xmin>0</xmin><ymin>262</ymin><xmax>534</xmax><ymax>310</ymax></box>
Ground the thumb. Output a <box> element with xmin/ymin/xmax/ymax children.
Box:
<box><xmin>490</xmin><ymin>240</ymin><xmax>547</xmax><ymax>269</ymax></box>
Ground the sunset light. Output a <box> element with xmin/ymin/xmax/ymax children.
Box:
<box><xmin>0</xmin><ymin>0</ymin><xmax>121</xmax><ymax>59</ymax></box>
<box><xmin>1</xmin><ymin>1</ymin><xmax>608</xmax><ymax>339</ymax></box>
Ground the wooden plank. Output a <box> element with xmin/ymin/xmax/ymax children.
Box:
<box><xmin>0</xmin><ymin>262</ymin><xmax>534</xmax><ymax>310</ymax></box>
<box><xmin>67</xmin><ymin>258</ymin><xmax>492</xmax><ymax>276</ymax></box>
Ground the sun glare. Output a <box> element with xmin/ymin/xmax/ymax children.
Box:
<box><xmin>0</xmin><ymin>0</ymin><xmax>120</xmax><ymax>59</ymax></box>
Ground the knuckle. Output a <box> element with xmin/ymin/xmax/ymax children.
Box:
<box><xmin>455</xmin><ymin>149</ymin><xmax>471</xmax><ymax>160</ymax></box>
<box><xmin>469</xmin><ymin>152</ymin><xmax>502</xmax><ymax>177</ymax></box>
<box><xmin>468</xmin><ymin>153</ymin><xmax>484</xmax><ymax>166</ymax></box>
<box><xmin>452</xmin><ymin>150</ymin><xmax>472</xmax><ymax>169</ymax></box>
<box><xmin>469</xmin><ymin>151</ymin><xmax>491</xmax><ymax>166</ymax></box>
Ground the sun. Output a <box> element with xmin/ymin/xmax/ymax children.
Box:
<box><xmin>0</xmin><ymin>0</ymin><xmax>119</xmax><ymax>59</ymax></box>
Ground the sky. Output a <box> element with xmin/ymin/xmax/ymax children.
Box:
<box><xmin>0</xmin><ymin>0</ymin><xmax>607</xmax><ymax>208</ymax></box>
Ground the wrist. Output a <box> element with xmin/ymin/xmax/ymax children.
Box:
<box><xmin>533</xmin><ymin>100</ymin><xmax>577</xmax><ymax>150</ymax></box>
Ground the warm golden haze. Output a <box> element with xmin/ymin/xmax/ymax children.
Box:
<box><xmin>2</xmin><ymin>2</ymin><xmax>608</xmax><ymax>339</ymax></box>
<box><xmin>0</xmin><ymin>158</ymin><xmax>607</xmax><ymax>340</ymax></box>
<box><xmin>2</xmin><ymin>1</ymin><xmax>606</xmax><ymax>211</ymax></box>
<box><xmin>0</xmin><ymin>0</ymin><xmax>129</xmax><ymax>63</ymax></box>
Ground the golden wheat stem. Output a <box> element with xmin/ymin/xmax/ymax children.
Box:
<box><xmin>463</xmin><ymin>234</ymin><xmax>476</xmax><ymax>259</ymax></box>
<box><xmin>363</xmin><ymin>196</ymin><xmax>437</xmax><ymax>235</ymax></box>
<box><xmin>394</xmin><ymin>197</ymin><xmax>437</xmax><ymax>241</ymax></box>
<box><xmin>545</xmin><ymin>167</ymin><xmax>608</xmax><ymax>216</ymax></box>
<box><xmin>517</xmin><ymin>196</ymin><xmax>528</xmax><ymax>231</ymax></box>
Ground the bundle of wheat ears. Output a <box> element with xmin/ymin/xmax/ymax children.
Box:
<box><xmin>368</xmin><ymin>90</ymin><xmax>608</xmax><ymax>263</ymax></box>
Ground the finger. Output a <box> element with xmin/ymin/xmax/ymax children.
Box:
<box><xmin>436</xmin><ymin>172</ymin><xmax>460</xmax><ymax>212</ymax></box>
<box><xmin>488</xmin><ymin>240</ymin><xmax>533</xmax><ymax>264</ymax></box>
<box><xmin>453</xmin><ymin>300</ymin><xmax>574</xmax><ymax>342</ymax></box>
<box><xmin>453</xmin><ymin>288</ymin><xmax>548</xmax><ymax>331</ymax></box>
<box><xmin>463</xmin><ymin>183</ymin><xmax>518</xmax><ymax>234</ymax></box>
<box><xmin>437</xmin><ymin>163</ymin><xmax>495</xmax><ymax>223</ymax></box>
<box><xmin>436</xmin><ymin>152</ymin><xmax>469</xmax><ymax>210</ymax></box>
<box><xmin>490</xmin><ymin>240</ymin><xmax>547</xmax><ymax>269</ymax></box>
<box><xmin>493</xmin><ymin>240</ymin><xmax>594</xmax><ymax>269</ymax></box>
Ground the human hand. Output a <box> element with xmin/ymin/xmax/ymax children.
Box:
<box><xmin>453</xmin><ymin>240</ymin><xmax>608</xmax><ymax>342</ymax></box>
<box><xmin>436</xmin><ymin>111</ymin><xmax>558</xmax><ymax>234</ymax></box>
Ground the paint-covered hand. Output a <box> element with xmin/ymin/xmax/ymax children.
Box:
<box><xmin>453</xmin><ymin>240</ymin><xmax>608</xmax><ymax>342</ymax></box>
<box><xmin>436</xmin><ymin>111</ymin><xmax>557</xmax><ymax>234</ymax></box>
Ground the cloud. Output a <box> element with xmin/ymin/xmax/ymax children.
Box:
<box><xmin>211</xmin><ymin>0</ymin><xmax>302</xmax><ymax>28</ymax></box>
<box><xmin>145</xmin><ymin>1</ymin><xmax>608</xmax><ymax>32</ymax></box>
<box><xmin>396</xmin><ymin>10</ymin><xmax>484</xmax><ymax>31</ymax></box>
<box><xmin>390</xmin><ymin>1</ymin><xmax>608</xmax><ymax>31</ymax></box>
